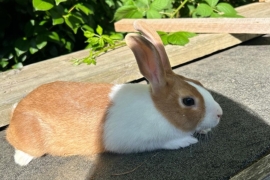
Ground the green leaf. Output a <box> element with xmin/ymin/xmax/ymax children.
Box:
<box><xmin>205</xmin><ymin>0</ymin><xmax>219</xmax><ymax>7</ymax></box>
<box><xmin>110</xmin><ymin>33</ymin><xmax>123</xmax><ymax>40</ymax></box>
<box><xmin>122</xmin><ymin>0</ymin><xmax>135</xmax><ymax>5</ymax></box>
<box><xmin>210</xmin><ymin>12</ymin><xmax>222</xmax><ymax>17</ymax></box>
<box><xmin>150</xmin><ymin>0</ymin><xmax>169</xmax><ymax>11</ymax></box>
<box><xmin>102</xmin><ymin>35</ymin><xmax>114</xmax><ymax>45</ymax></box>
<box><xmin>64</xmin><ymin>14</ymin><xmax>83</xmax><ymax>34</ymax></box>
<box><xmin>39</xmin><ymin>20</ymin><xmax>48</xmax><ymax>26</ymax></box>
<box><xmin>167</xmin><ymin>32</ymin><xmax>189</xmax><ymax>46</ymax></box>
<box><xmin>75</xmin><ymin>3</ymin><xmax>94</xmax><ymax>15</ymax></box>
<box><xmin>20</xmin><ymin>54</ymin><xmax>27</xmax><ymax>62</ymax></box>
<box><xmin>216</xmin><ymin>3</ymin><xmax>237</xmax><ymax>15</ymax></box>
<box><xmin>180</xmin><ymin>32</ymin><xmax>197</xmax><ymax>38</ymax></box>
<box><xmin>222</xmin><ymin>14</ymin><xmax>243</xmax><ymax>18</ymax></box>
<box><xmin>0</xmin><ymin>58</ymin><xmax>9</xmax><ymax>68</ymax></box>
<box><xmin>84</xmin><ymin>43</ymin><xmax>92</xmax><ymax>49</ymax></box>
<box><xmin>14</xmin><ymin>38</ymin><xmax>30</xmax><ymax>56</ymax></box>
<box><xmin>0</xmin><ymin>62</ymin><xmax>9</xmax><ymax>68</ymax></box>
<box><xmin>105</xmin><ymin>0</ymin><xmax>115</xmax><ymax>7</ymax></box>
<box><xmin>29</xmin><ymin>39</ymin><xmax>39</xmax><ymax>54</ymax></box>
<box><xmin>196</xmin><ymin>3</ymin><xmax>213</xmax><ymax>17</ymax></box>
<box><xmin>55</xmin><ymin>0</ymin><xmax>67</xmax><ymax>5</ymax></box>
<box><xmin>32</xmin><ymin>0</ymin><xmax>54</xmax><ymax>11</ymax></box>
<box><xmin>83</xmin><ymin>56</ymin><xmax>96</xmax><ymax>65</ymax></box>
<box><xmin>114</xmin><ymin>5</ymin><xmax>143</xmax><ymax>21</ymax></box>
<box><xmin>47</xmin><ymin>31</ymin><xmax>60</xmax><ymax>43</ymax></box>
<box><xmin>96</xmin><ymin>25</ymin><xmax>103</xmax><ymax>36</ymax></box>
<box><xmin>157</xmin><ymin>31</ymin><xmax>168</xmax><ymax>45</ymax></box>
<box><xmin>134</xmin><ymin>0</ymin><xmax>149</xmax><ymax>8</ymax></box>
<box><xmin>86</xmin><ymin>37</ymin><xmax>100</xmax><ymax>47</ymax></box>
<box><xmin>64</xmin><ymin>40</ymin><xmax>73</xmax><ymax>51</ymax></box>
<box><xmin>82</xmin><ymin>25</ymin><xmax>94</xmax><ymax>32</ymax></box>
<box><xmin>146</xmin><ymin>8</ymin><xmax>162</xmax><ymax>19</ymax></box>
<box><xmin>52</xmin><ymin>16</ymin><xmax>64</xmax><ymax>25</ymax></box>
<box><xmin>98</xmin><ymin>38</ymin><xmax>105</xmax><ymax>48</ymax></box>
<box><xmin>36</xmin><ymin>35</ymin><xmax>47</xmax><ymax>49</ymax></box>
<box><xmin>129</xmin><ymin>10</ymin><xmax>144</xmax><ymax>19</ymax></box>
<box><xmin>50</xmin><ymin>8</ymin><xmax>64</xmax><ymax>25</ymax></box>
<box><xmin>60</xmin><ymin>37</ymin><xmax>73</xmax><ymax>51</ymax></box>
<box><xmin>84</xmin><ymin>31</ymin><xmax>95</xmax><ymax>38</ymax></box>
<box><xmin>12</xmin><ymin>62</ymin><xmax>23</xmax><ymax>69</ymax></box>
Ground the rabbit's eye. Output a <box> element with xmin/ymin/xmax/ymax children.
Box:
<box><xmin>182</xmin><ymin>97</ymin><xmax>195</xmax><ymax>106</ymax></box>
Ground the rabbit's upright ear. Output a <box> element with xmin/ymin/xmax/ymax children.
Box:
<box><xmin>125</xmin><ymin>33</ymin><xmax>166</xmax><ymax>93</ymax></box>
<box><xmin>133</xmin><ymin>20</ymin><xmax>173</xmax><ymax>74</ymax></box>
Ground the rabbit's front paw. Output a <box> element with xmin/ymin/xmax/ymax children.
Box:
<box><xmin>14</xmin><ymin>149</ymin><xmax>34</xmax><ymax>166</ymax></box>
<box><xmin>163</xmin><ymin>136</ymin><xmax>198</xmax><ymax>150</ymax></box>
<box><xmin>198</xmin><ymin>128</ymin><xmax>212</xmax><ymax>134</ymax></box>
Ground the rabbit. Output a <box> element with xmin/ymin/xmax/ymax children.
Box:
<box><xmin>6</xmin><ymin>20</ymin><xmax>223</xmax><ymax>166</ymax></box>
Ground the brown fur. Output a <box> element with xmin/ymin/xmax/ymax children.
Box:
<box><xmin>131</xmin><ymin>21</ymin><xmax>206</xmax><ymax>132</ymax></box>
<box><xmin>7</xmin><ymin>20</ymin><xmax>209</xmax><ymax>159</ymax></box>
<box><xmin>6</xmin><ymin>81</ymin><xmax>113</xmax><ymax>157</ymax></box>
<box><xmin>151</xmin><ymin>72</ymin><xmax>205</xmax><ymax>132</ymax></box>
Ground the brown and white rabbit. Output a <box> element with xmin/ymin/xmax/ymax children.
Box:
<box><xmin>6</xmin><ymin>20</ymin><xmax>223</xmax><ymax>166</ymax></box>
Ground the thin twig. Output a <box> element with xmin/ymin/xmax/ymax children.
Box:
<box><xmin>170</xmin><ymin>0</ymin><xmax>189</xmax><ymax>18</ymax></box>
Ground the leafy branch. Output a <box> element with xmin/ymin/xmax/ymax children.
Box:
<box><xmin>0</xmin><ymin>0</ymin><xmax>242</xmax><ymax>71</ymax></box>
<box><xmin>170</xmin><ymin>0</ymin><xmax>189</xmax><ymax>18</ymax></box>
<box><xmin>73</xmin><ymin>25</ymin><xmax>125</xmax><ymax>65</ymax></box>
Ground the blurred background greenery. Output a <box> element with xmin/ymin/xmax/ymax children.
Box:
<box><xmin>0</xmin><ymin>0</ymin><xmax>255</xmax><ymax>71</ymax></box>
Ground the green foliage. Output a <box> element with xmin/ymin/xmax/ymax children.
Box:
<box><xmin>193</xmin><ymin>0</ymin><xmax>242</xmax><ymax>17</ymax></box>
<box><xmin>113</xmin><ymin>0</ymin><xmax>171</xmax><ymax>20</ymax></box>
<box><xmin>158</xmin><ymin>31</ymin><xmax>197</xmax><ymax>46</ymax></box>
<box><xmin>73</xmin><ymin>26</ymin><xmax>125</xmax><ymax>65</ymax></box>
<box><xmin>0</xmin><ymin>0</ymin><xmax>121</xmax><ymax>71</ymax></box>
<box><xmin>0</xmin><ymin>0</ymin><xmax>241</xmax><ymax>71</ymax></box>
<box><xmin>114</xmin><ymin>0</ymin><xmax>242</xmax><ymax>19</ymax></box>
<box><xmin>78</xmin><ymin>0</ymin><xmax>241</xmax><ymax>65</ymax></box>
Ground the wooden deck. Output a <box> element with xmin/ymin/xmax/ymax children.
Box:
<box><xmin>1</xmin><ymin>2</ymin><xmax>270</xmax><ymax>127</ymax></box>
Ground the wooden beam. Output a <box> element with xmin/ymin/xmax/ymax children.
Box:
<box><xmin>230</xmin><ymin>153</ymin><xmax>270</xmax><ymax>180</ymax></box>
<box><xmin>115</xmin><ymin>18</ymin><xmax>270</xmax><ymax>34</ymax></box>
<box><xmin>1</xmin><ymin>2</ymin><xmax>270</xmax><ymax>127</ymax></box>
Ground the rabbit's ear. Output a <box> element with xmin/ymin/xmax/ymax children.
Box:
<box><xmin>133</xmin><ymin>20</ymin><xmax>173</xmax><ymax>74</ymax></box>
<box><xmin>125</xmin><ymin>33</ymin><xmax>166</xmax><ymax>93</ymax></box>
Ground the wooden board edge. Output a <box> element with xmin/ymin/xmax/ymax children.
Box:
<box><xmin>230</xmin><ymin>153</ymin><xmax>270</xmax><ymax>180</ymax></box>
<box><xmin>114</xmin><ymin>18</ymin><xmax>270</xmax><ymax>34</ymax></box>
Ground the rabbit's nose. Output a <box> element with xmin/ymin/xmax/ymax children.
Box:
<box><xmin>217</xmin><ymin>114</ymin><xmax>222</xmax><ymax>118</ymax></box>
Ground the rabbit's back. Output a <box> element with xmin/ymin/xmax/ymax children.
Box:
<box><xmin>6</xmin><ymin>81</ymin><xmax>113</xmax><ymax>156</ymax></box>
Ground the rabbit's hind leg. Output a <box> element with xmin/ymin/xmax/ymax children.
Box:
<box><xmin>14</xmin><ymin>149</ymin><xmax>35</xmax><ymax>166</ymax></box>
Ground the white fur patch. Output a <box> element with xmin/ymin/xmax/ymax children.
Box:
<box><xmin>186</xmin><ymin>81</ymin><xmax>223</xmax><ymax>131</ymax></box>
<box><xmin>104</xmin><ymin>84</ymin><xmax>195</xmax><ymax>153</ymax></box>
<box><xmin>163</xmin><ymin>136</ymin><xmax>198</xmax><ymax>149</ymax></box>
<box><xmin>14</xmin><ymin>149</ymin><xmax>34</xmax><ymax>166</ymax></box>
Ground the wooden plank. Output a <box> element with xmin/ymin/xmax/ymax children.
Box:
<box><xmin>115</xmin><ymin>18</ymin><xmax>270</xmax><ymax>34</ymax></box>
<box><xmin>1</xmin><ymin>2</ymin><xmax>270</xmax><ymax>127</ymax></box>
<box><xmin>230</xmin><ymin>154</ymin><xmax>270</xmax><ymax>180</ymax></box>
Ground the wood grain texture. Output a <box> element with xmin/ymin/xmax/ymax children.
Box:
<box><xmin>1</xmin><ymin>2</ymin><xmax>270</xmax><ymax>127</ymax></box>
<box><xmin>115</xmin><ymin>18</ymin><xmax>270</xmax><ymax>34</ymax></box>
<box><xmin>230</xmin><ymin>154</ymin><xmax>270</xmax><ymax>180</ymax></box>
